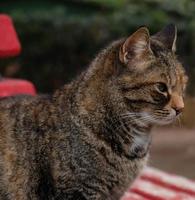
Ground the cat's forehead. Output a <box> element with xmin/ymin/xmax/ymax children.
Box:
<box><xmin>152</xmin><ymin>52</ymin><xmax>187</xmax><ymax>87</ymax></box>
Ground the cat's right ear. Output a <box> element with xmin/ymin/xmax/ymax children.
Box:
<box><xmin>119</xmin><ymin>27</ymin><xmax>152</xmax><ymax>65</ymax></box>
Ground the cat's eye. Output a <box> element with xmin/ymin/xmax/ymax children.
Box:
<box><xmin>156</xmin><ymin>83</ymin><xmax>167</xmax><ymax>93</ymax></box>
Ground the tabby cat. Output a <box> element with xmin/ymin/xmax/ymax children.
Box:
<box><xmin>0</xmin><ymin>24</ymin><xmax>187</xmax><ymax>200</ymax></box>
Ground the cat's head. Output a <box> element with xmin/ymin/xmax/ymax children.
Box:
<box><xmin>117</xmin><ymin>24</ymin><xmax>188</xmax><ymax>126</ymax></box>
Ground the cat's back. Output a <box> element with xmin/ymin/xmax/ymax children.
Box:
<box><xmin>0</xmin><ymin>94</ymin><xmax>52</xmax><ymax>114</ymax></box>
<box><xmin>0</xmin><ymin>94</ymin><xmax>52</xmax><ymax>135</ymax></box>
<box><xmin>0</xmin><ymin>95</ymin><xmax>35</xmax><ymax>110</ymax></box>
<box><xmin>0</xmin><ymin>94</ymin><xmax>56</xmax><ymax>199</ymax></box>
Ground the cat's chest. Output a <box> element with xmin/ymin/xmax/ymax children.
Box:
<box><xmin>109</xmin><ymin>154</ymin><xmax>149</xmax><ymax>199</ymax></box>
<box><xmin>124</xmin><ymin>130</ymin><xmax>152</xmax><ymax>159</ymax></box>
<box><xmin>52</xmin><ymin>128</ymin><xmax>150</xmax><ymax>199</ymax></box>
<box><xmin>76</xmin><ymin>133</ymin><xmax>149</xmax><ymax>182</ymax></box>
<box><xmin>98</xmin><ymin>142</ymin><xmax>149</xmax><ymax>183</ymax></box>
<box><xmin>86</xmin><ymin>145</ymin><xmax>149</xmax><ymax>199</ymax></box>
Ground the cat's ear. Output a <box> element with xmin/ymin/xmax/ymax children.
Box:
<box><xmin>119</xmin><ymin>27</ymin><xmax>152</xmax><ymax>64</ymax></box>
<box><xmin>152</xmin><ymin>24</ymin><xmax>177</xmax><ymax>52</ymax></box>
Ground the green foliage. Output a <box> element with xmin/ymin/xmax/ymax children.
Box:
<box><xmin>90</xmin><ymin>0</ymin><xmax>127</xmax><ymax>8</ymax></box>
<box><xmin>0</xmin><ymin>0</ymin><xmax>195</xmax><ymax>94</ymax></box>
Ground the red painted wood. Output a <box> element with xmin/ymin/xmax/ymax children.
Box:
<box><xmin>140</xmin><ymin>167</ymin><xmax>195</xmax><ymax>197</ymax></box>
<box><xmin>0</xmin><ymin>14</ymin><xmax>21</xmax><ymax>57</ymax></box>
<box><xmin>0</xmin><ymin>79</ymin><xmax>36</xmax><ymax>97</ymax></box>
<box><xmin>0</xmin><ymin>14</ymin><xmax>36</xmax><ymax>96</ymax></box>
<box><xmin>121</xmin><ymin>191</ymin><xmax>150</xmax><ymax>200</ymax></box>
<box><xmin>131</xmin><ymin>179</ymin><xmax>194</xmax><ymax>200</ymax></box>
<box><xmin>121</xmin><ymin>167</ymin><xmax>195</xmax><ymax>200</ymax></box>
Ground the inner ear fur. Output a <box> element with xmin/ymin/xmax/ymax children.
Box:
<box><xmin>119</xmin><ymin>27</ymin><xmax>152</xmax><ymax>64</ymax></box>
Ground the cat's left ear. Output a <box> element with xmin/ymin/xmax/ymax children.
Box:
<box><xmin>152</xmin><ymin>24</ymin><xmax>177</xmax><ymax>52</ymax></box>
<box><xmin>119</xmin><ymin>27</ymin><xmax>152</xmax><ymax>65</ymax></box>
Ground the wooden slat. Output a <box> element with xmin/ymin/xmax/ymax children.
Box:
<box><xmin>0</xmin><ymin>14</ymin><xmax>21</xmax><ymax>57</ymax></box>
<box><xmin>130</xmin><ymin>179</ymin><xmax>195</xmax><ymax>200</ymax></box>
<box><xmin>121</xmin><ymin>167</ymin><xmax>195</xmax><ymax>200</ymax></box>
<box><xmin>141</xmin><ymin>167</ymin><xmax>195</xmax><ymax>196</ymax></box>
<box><xmin>121</xmin><ymin>191</ymin><xmax>149</xmax><ymax>200</ymax></box>
<box><xmin>0</xmin><ymin>79</ymin><xmax>36</xmax><ymax>97</ymax></box>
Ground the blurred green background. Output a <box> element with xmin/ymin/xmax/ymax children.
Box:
<box><xmin>0</xmin><ymin>0</ymin><xmax>195</xmax><ymax>95</ymax></box>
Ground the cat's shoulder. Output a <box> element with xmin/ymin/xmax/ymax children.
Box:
<box><xmin>0</xmin><ymin>94</ymin><xmax>51</xmax><ymax>110</ymax></box>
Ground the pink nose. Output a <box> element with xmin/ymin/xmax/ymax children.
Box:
<box><xmin>173</xmin><ymin>106</ymin><xmax>184</xmax><ymax>115</ymax></box>
<box><xmin>171</xmin><ymin>94</ymin><xmax>184</xmax><ymax>116</ymax></box>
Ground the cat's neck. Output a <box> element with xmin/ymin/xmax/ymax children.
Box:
<box><xmin>52</xmin><ymin>40</ymin><xmax>152</xmax><ymax>159</ymax></box>
<box><xmin>52</xmin><ymin>40</ymin><xmax>122</xmax><ymax>117</ymax></box>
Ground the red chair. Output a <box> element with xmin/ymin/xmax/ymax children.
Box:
<box><xmin>0</xmin><ymin>14</ymin><xmax>36</xmax><ymax>97</ymax></box>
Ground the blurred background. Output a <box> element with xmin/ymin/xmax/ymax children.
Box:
<box><xmin>0</xmin><ymin>0</ymin><xmax>195</xmax><ymax>178</ymax></box>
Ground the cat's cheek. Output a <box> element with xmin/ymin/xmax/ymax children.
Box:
<box><xmin>155</xmin><ymin>109</ymin><xmax>176</xmax><ymax>125</ymax></box>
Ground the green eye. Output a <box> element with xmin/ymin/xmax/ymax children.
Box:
<box><xmin>156</xmin><ymin>83</ymin><xmax>167</xmax><ymax>93</ymax></box>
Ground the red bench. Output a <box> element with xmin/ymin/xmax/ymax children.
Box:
<box><xmin>0</xmin><ymin>14</ymin><xmax>36</xmax><ymax>97</ymax></box>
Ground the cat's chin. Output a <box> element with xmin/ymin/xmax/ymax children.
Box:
<box><xmin>141</xmin><ymin>111</ymin><xmax>177</xmax><ymax>126</ymax></box>
<box><xmin>153</xmin><ymin>114</ymin><xmax>179</xmax><ymax>126</ymax></box>
<box><xmin>153</xmin><ymin>118</ymin><xmax>175</xmax><ymax>126</ymax></box>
